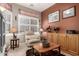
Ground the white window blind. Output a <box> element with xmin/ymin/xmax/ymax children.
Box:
<box><xmin>18</xmin><ymin>14</ymin><xmax>40</xmax><ymax>33</ymax></box>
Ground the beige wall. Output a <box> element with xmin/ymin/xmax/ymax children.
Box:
<box><xmin>12</xmin><ymin>3</ymin><xmax>41</xmax><ymax>22</ymax></box>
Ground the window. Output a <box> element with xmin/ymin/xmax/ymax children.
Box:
<box><xmin>2</xmin><ymin>8</ymin><xmax>12</xmax><ymax>33</ymax></box>
<box><xmin>30</xmin><ymin>17</ymin><xmax>39</xmax><ymax>32</ymax></box>
<box><xmin>18</xmin><ymin>14</ymin><xmax>40</xmax><ymax>33</ymax></box>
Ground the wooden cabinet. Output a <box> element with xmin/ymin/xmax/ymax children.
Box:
<box><xmin>52</xmin><ymin>33</ymin><xmax>58</xmax><ymax>44</ymax></box>
<box><xmin>47</xmin><ymin>33</ymin><xmax>53</xmax><ymax>43</ymax></box>
<box><xmin>58</xmin><ymin>34</ymin><xmax>68</xmax><ymax>51</ymax></box>
<box><xmin>67</xmin><ymin>34</ymin><xmax>79</xmax><ymax>55</ymax></box>
<box><xmin>47</xmin><ymin>33</ymin><xmax>58</xmax><ymax>44</ymax></box>
<box><xmin>47</xmin><ymin>33</ymin><xmax>79</xmax><ymax>55</ymax></box>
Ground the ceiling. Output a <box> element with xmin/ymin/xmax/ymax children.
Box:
<box><xmin>17</xmin><ymin>3</ymin><xmax>55</xmax><ymax>12</ymax></box>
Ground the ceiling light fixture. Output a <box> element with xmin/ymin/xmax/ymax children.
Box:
<box><xmin>30</xmin><ymin>4</ymin><xmax>34</xmax><ymax>7</ymax></box>
<box><xmin>0</xmin><ymin>6</ymin><xmax>6</xmax><ymax>12</ymax></box>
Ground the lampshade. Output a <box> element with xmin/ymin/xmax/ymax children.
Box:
<box><xmin>11</xmin><ymin>26</ymin><xmax>17</xmax><ymax>33</ymax></box>
<box><xmin>42</xmin><ymin>31</ymin><xmax>48</xmax><ymax>38</ymax></box>
<box><xmin>40</xmin><ymin>28</ymin><xmax>43</xmax><ymax>32</ymax></box>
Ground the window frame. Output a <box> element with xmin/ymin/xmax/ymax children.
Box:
<box><xmin>18</xmin><ymin>14</ymin><xmax>40</xmax><ymax>33</ymax></box>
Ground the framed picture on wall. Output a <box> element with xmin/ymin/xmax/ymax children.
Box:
<box><xmin>48</xmin><ymin>11</ymin><xmax>60</xmax><ymax>22</ymax></box>
<box><xmin>62</xmin><ymin>6</ymin><xmax>76</xmax><ymax>19</ymax></box>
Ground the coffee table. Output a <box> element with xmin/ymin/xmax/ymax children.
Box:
<box><xmin>33</xmin><ymin>43</ymin><xmax>60</xmax><ymax>56</ymax></box>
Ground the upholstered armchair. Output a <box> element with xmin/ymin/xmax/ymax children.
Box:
<box><xmin>25</xmin><ymin>31</ymin><xmax>40</xmax><ymax>47</ymax></box>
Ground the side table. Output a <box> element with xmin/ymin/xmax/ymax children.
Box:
<box><xmin>10</xmin><ymin>39</ymin><xmax>19</xmax><ymax>50</ymax></box>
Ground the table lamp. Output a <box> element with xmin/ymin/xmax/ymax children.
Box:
<box><xmin>40</xmin><ymin>28</ymin><xmax>43</xmax><ymax>34</ymax></box>
<box><xmin>42</xmin><ymin>31</ymin><xmax>48</xmax><ymax>39</ymax></box>
<box><xmin>11</xmin><ymin>26</ymin><xmax>17</xmax><ymax>39</ymax></box>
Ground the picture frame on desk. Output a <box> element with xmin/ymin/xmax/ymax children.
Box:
<box><xmin>62</xmin><ymin>6</ymin><xmax>76</xmax><ymax>19</ymax></box>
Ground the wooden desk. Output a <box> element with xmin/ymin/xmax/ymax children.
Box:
<box><xmin>33</xmin><ymin>43</ymin><xmax>60</xmax><ymax>56</ymax></box>
<box><xmin>10</xmin><ymin>39</ymin><xmax>19</xmax><ymax>50</ymax></box>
